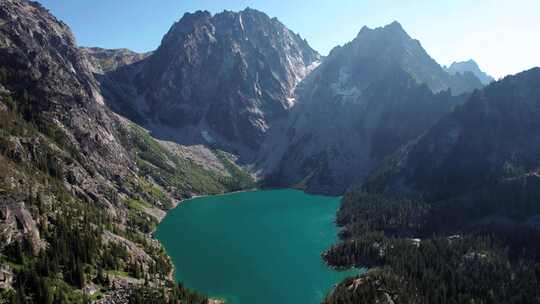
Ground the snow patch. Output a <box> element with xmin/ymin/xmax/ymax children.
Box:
<box><xmin>238</xmin><ymin>14</ymin><xmax>245</xmax><ymax>32</ymax></box>
<box><xmin>306</xmin><ymin>60</ymin><xmax>321</xmax><ymax>73</ymax></box>
<box><xmin>285</xmin><ymin>97</ymin><xmax>296</xmax><ymax>108</ymax></box>
<box><xmin>331</xmin><ymin>68</ymin><xmax>361</xmax><ymax>100</ymax></box>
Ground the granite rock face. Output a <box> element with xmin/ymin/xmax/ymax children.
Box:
<box><xmin>0</xmin><ymin>0</ymin><xmax>145</xmax><ymax>258</ymax></box>
<box><xmin>99</xmin><ymin>8</ymin><xmax>321</xmax><ymax>153</ymax></box>
<box><xmin>0</xmin><ymin>0</ymin><xmax>136</xmax><ymax>196</ymax></box>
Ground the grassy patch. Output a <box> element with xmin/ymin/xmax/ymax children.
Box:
<box><xmin>129</xmin><ymin>127</ymin><xmax>237</xmax><ymax>199</ymax></box>
<box><xmin>126</xmin><ymin>197</ymin><xmax>152</xmax><ymax>212</ymax></box>
<box><xmin>105</xmin><ymin>270</ymin><xmax>129</xmax><ymax>278</ymax></box>
<box><xmin>215</xmin><ymin>150</ymin><xmax>257</xmax><ymax>191</ymax></box>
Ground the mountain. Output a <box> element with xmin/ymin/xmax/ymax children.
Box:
<box><xmin>99</xmin><ymin>8</ymin><xmax>321</xmax><ymax>153</ymax></box>
<box><xmin>446</xmin><ymin>59</ymin><xmax>495</xmax><ymax>85</ymax></box>
<box><xmin>324</xmin><ymin>68</ymin><xmax>540</xmax><ymax>304</ymax></box>
<box><xmin>365</xmin><ymin>67</ymin><xmax>540</xmax><ymax>200</ymax></box>
<box><xmin>0</xmin><ymin>0</ymin><xmax>254</xmax><ymax>302</ymax></box>
<box><xmin>313</xmin><ymin>22</ymin><xmax>482</xmax><ymax>95</ymax></box>
<box><xmin>257</xmin><ymin>22</ymin><xmax>478</xmax><ymax>194</ymax></box>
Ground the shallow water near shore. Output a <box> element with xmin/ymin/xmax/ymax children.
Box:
<box><xmin>154</xmin><ymin>189</ymin><xmax>357</xmax><ymax>304</ymax></box>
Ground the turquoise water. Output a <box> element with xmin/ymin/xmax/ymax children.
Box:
<box><xmin>154</xmin><ymin>189</ymin><xmax>356</xmax><ymax>304</ymax></box>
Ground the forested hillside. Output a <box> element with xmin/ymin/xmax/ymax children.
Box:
<box><xmin>324</xmin><ymin>69</ymin><xmax>540</xmax><ymax>304</ymax></box>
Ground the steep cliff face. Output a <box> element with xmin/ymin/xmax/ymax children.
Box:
<box><xmin>0</xmin><ymin>0</ymin><xmax>133</xmax><ymax>188</ymax></box>
<box><xmin>257</xmin><ymin>22</ymin><xmax>476</xmax><ymax>194</ymax></box>
<box><xmin>102</xmin><ymin>8</ymin><xmax>320</xmax><ymax>152</ymax></box>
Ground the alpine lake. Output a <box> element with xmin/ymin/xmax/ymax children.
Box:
<box><xmin>154</xmin><ymin>189</ymin><xmax>358</xmax><ymax>304</ymax></box>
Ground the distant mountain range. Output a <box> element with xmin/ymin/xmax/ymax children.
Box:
<box><xmin>94</xmin><ymin>16</ymin><xmax>486</xmax><ymax>194</ymax></box>
<box><xmin>445</xmin><ymin>59</ymin><xmax>495</xmax><ymax>85</ymax></box>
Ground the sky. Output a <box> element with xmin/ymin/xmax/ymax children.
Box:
<box><xmin>37</xmin><ymin>0</ymin><xmax>540</xmax><ymax>79</ymax></box>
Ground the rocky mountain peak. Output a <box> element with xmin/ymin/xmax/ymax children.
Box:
<box><xmin>385</xmin><ymin>20</ymin><xmax>404</xmax><ymax>29</ymax></box>
<box><xmin>257</xmin><ymin>21</ymin><xmax>483</xmax><ymax>194</ymax></box>
<box><xmin>446</xmin><ymin>59</ymin><xmax>495</xmax><ymax>85</ymax></box>
<box><xmin>160</xmin><ymin>10</ymin><xmax>212</xmax><ymax>46</ymax></box>
<box><xmin>354</xmin><ymin>21</ymin><xmax>410</xmax><ymax>44</ymax></box>
<box><xmin>338</xmin><ymin>21</ymin><xmax>482</xmax><ymax>95</ymax></box>
<box><xmin>239</xmin><ymin>7</ymin><xmax>269</xmax><ymax>19</ymax></box>
<box><xmin>0</xmin><ymin>0</ymin><xmax>106</xmax><ymax>108</ymax></box>
<box><xmin>100</xmin><ymin>7</ymin><xmax>320</xmax><ymax>153</ymax></box>
<box><xmin>382</xmin><ymin>20</ymin><xmax>409</xmax><ymax>37</ymax></box>
<box><xmin>177</xmin><ymin>10</ymin><xmax>212</xmax><ymax>26</ymax></box>
<box><xmin>319</xmin><ymin>21</ymin><xmax>482</xmax><ymax>99</ymax></box>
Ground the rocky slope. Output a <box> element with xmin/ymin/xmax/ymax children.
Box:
<box><xmin>446</xmin><ymin>59</ymin><xmax>495</xmax><ymax>85</ymax></box>
<box><xmin>257</xmin><ymin>22</ymin><xmax>479</xmax><ymax>194</ymax></box>
<box><xmin>98</xmin><ymin>8</ymin><xmax>321</xmax><ymax>154</ymax></box>
<box><xmin>0</xmin><ymin>1</ymin><xmax>253</xmax><ymax>302</ymax></box>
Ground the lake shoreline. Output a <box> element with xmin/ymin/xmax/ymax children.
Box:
<box><xmin>153</xmin><ymin>189</ymin><xmax>355</xmax><ymax>304</ymax></box>
<box><xmin>177</xmin><ymin>188</ymin><xmax>260</xmax><ymax>206</ymax></box>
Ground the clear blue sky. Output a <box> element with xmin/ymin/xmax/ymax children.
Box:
<box><xmin>37</xmin><ymin>0</ymin><xmax>539</xmax><ymax>79</ymax></box>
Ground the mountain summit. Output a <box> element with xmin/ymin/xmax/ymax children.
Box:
<box><xmin>102</xmin><ymin>8</ymin><xmax>320</xmax><ymax>152</ymax></box>
<box><xmin>257</xmin><ymin>21</ymin><xmax>479</xmax><ymax>194</ymax></box>
<box><xmin>344</xmin><ymin>21</ymin><xmax>483</xmax><ymax>95</ymax></box>
<box><xmin>446</xmin><ymin>59</ymin><xmax>495</xmax><ymax>85</ymax></box>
